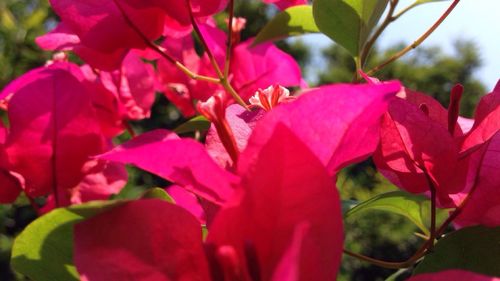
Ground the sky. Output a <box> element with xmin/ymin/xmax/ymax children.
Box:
<box><xmin>301</xmin><ymin>0</ymin><xmax>500</xmax><ymax>90</ymax></box>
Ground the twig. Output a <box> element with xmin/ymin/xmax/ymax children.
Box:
<box><xmin>224</xmin><ymin>0</ymin><xmax>235</xmax><ymax>78</ymax></box>
<box><xmin>366</xmin><ymin>0</ymin><xmax>460</xmax><ymax>76</ymax></box>
<box><xmin>185</xmin><ymin>0</ymin><xmax>249</xmax><ymax>109</ymax></box>
<box><xmin>112</xmin><ymin>0</ymin><xmax>220</xmax><ymax>83</ymax></box>
<box><xmin>360</xmin><ymin>0</ymin><xmax>399</xmax><ymax>66</ymax></box>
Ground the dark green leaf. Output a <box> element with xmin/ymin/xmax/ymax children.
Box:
<box><xmin>345</xmin><ymin>191</ymin><xmax>446</xmax><ymax>235</ymax></box>
<box><xmin>253</xmin><ymin>5</ymin><xmax>319</xmax><ymax>45</ymax></box>
<box><xmin>174</xmin><ymin>115</ymin><xmax>210</xmax><ymax>134</ymax></box>
<box><xmin>11</xmin><ymin>201</ymin><xmax>123</xmax><ymax>281</ymax></box>
<box><xmin>414</xmin><ymin>226</ymin><xmax>500</xmax><ymax>277</ymax></box>
<box><xmin>313</xmin><ymin>0</ymin><xmax>389</xmax><ymax>57</ymax></box>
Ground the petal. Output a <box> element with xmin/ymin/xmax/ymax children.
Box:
<box><xmin>461</xmin><ymin>80</ymin><xmax>500</xmax><ymax>152</ymax></box>
<box><xmin>373</xmin><ymin>98</ymin><xmax>459</xmax><ymax>198</ymax></box>
<box><xmin>5</xmin><ymin>67</ymin><xmax>105</xmax><ymax>198</ymax></box>
<box><xmin>208</xmin><ymin>124</ymin><xmax>343</xmax><ymax>281</ymax></box>
<box><xmin>167</xmin><ymin>185</ymin><xmax>207</xmax><ymax>224</ymax></box>
<box><xmin>99</xmin><ymin>129</ymin><xmax>238</xmax><ymax>204</ymax></box>
<box><xmin>455</xmin><ymin>131</ymin><xmax>500</xmax><ymax>227</ymax></box>
<box><xmin>205</xmin><ymin>104</ymin><xmax>265</xmax><ymax>168</ymax></box>
<box><xmin>263</xmin><ymin>0</ymin><xmax>308</xmax><ymax>10</ymax></box>
<box><xmin>231</xmin><ymin>39</ymin><xmax>303</xmax><ymax>101</ymax></box>
<box><xmin>239</xmin><ymin>82</ymin><xmax>401</xmax><ymax>176</ymax></box>
<box><xmin>100</xmin><ymin>51</ymin><xmax>156</xmax><ymax>120</ymax></box>
<box><xmin>49</xmin><ymin>0</ymin><xmax>164</xmax><ymax>53</ymax></box>
<box><xmin>74</xmin><ymin>199</ymin><xmax>211</xmax><ymax>281</ymax></box>
<box><xmin>0</xmin><ymin>121</ymin><xmax>22</xmax><ymax>203</ymax></box>
<box><xmin>399</xmin><ymin>88</ymin><xmax>450</xmax><ymax>132</ymax></box>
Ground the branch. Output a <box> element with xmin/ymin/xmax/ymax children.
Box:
<box><xmin>366</xmin><ymin>0</ymin><xmax>460</xmax><ymax>76</ymax></box>
<box><xmin>360</xmin><ymin>0</ymin><xmax>399</xmax><ymax>66</ymax></box>
<box><xmin>185</xmin><ymin>0</ymin><xmax>249</xmax><ymax>109</ymax></box>
<box><xmin>112</xmin><ymin>0</ymin><xmax>220</xmax><ymax>83</ymax></box>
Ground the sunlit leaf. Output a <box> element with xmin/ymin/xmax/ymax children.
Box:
<box><xmin>345</xmin><ymin>191</ymin><xmax>446</xmax><ymax>235</ymax></box>
<box><xmin>11</xmin><ymin>201</ymin><xmax>123</xmax><ymax>281</ymax></box>
<box><xmin>22</xmin><ymin>8</ymin><xmax>47</xmax><ymax>30</ymax></box>
<box><xmin>414</xmin><ymin>226</ymin><xmax>500</xmax><ymax>277</ymax></box>
<box><xmin>141</xmin><ymin>187</ymin><xmax>175</xmax><ymax>203</ymax></box>
<box><xmin>174</xmin><ymin>115</ymin><xmax>210</xmax><ymax>134</ymax></box>
<box><xmin>0</xmin><ymin>9</ymin><xmax>16</xmax><ymax>31</ymax></box>
<box><xmin>253</xmin><ymin>5</ymin><xmax>319</xmax><ymax>45</ymax></box>
<box><xmin>313</xmin><ymin>0</ymin><xmax>389</xmax><ymax>57</ymax></box>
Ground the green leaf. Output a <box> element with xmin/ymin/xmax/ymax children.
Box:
<box><xmin>341</xmin><ymin>199</ymin><xmax>358</xmax><ymax>215</ymax></box>
<box><xmin>22</xmin><ymin>8</ymin><xmax>47</xmax><ymax>30</ymax></box>
<box><xmin>312</xmin><ymin>0</ymin><xmax>389</xmax><ymax>57</ymax></box>
<box><xmin>414</xmin><ymin>226</ymin><xmax>500</xmax><ymax>277</ymax></box>
<box><xmin>11</xmin><ymin>201</ymin><xmax>123</xmax><ymax>281</ymax></box>
<box><xmin>385</xmin><ymin>268</ymin><xmax>409</xmax><ymax>281</ymax></box>
<box><xmin>345</xmin><ymin>191</ymin><xmax>444</xmax><ymax>235</ymax></box>
<box><xmin>253</xmin><ymin>5</ymin><xmax>319</xmax><ymax>45</ymax></box>
<box><xmin>142</xmin><ymin>187</ymin><xmax>175</xmax><ymax>203</ymax></box>
<box><xmin>174</xmin><ymin>115</ymin><xmax>210</xmax><ymax>134</ymax></box>
<box><xmin>1</xmin><ymin>9</ymin><xmax>16</xmax><ymax>31</ymax></box>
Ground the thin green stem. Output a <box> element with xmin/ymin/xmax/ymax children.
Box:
<box><xmin>366</xmin><ymin>0</ymin><xmax>460</xmax><ymax>76</ymax></box>
<box><xmin>352</xmin><ymin>56</ymin><xmax>362</xmax><ymax>82</ymax></box>
<box><xmin>343</xmin><ymin>248</ymin><xmax>424</xmax><ymax>269</ymax></box>
<box><xmin>344</xmin><ymin>227</ymin><xmax>435</xmax><ymax>269</ymax></box>
<box><xmin>360</xmin><ymin>0</ymin><xmax>398</xmax><ymax>67</ymax></box>
<box><xmin>186</xmin><ymin>0</ymin><xmax>224</xmax><ymax>79</ymax></box>
<box><xmin>392</xmin><ymin>2</ymin><xmax>419</xmax><ymax>20</ymax></box>
<box><xmin>175</xmin><ymin>62</ymin><xmax>221</xmax><ymax>83</ymax></box>
<box><xmin>112</xmin><ymin>0</ymin><xmax>220</xmax><ymax>83</ymax></box>
<box><xmin>186</xmin><ymin>0</ymin><xmax>249</xmax><ymax>110</ymax></box>
<box><xmin>221</xmin><ymin>78</ymin><xmax>249</xmax><ymax>109</ymax></box>
<box><xmin>425</xmin><ymin>173</ymin><xmax>437</xmax><ymax>251</ymax></box>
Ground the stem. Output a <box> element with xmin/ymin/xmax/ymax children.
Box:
<box><xmin>221</xmin><ymin>78</ymin><xmax>249</xmax><ymax>108</ymax></box>
<box><xmin>392</xmin><ymin>2</ymin><xmax>419</xmax><ymax>20</ymax></box>
<box><xmin>366</xmin><ymin>0</ymin><xmax>460</xmax><ymax>76</ymax></box>
<box><xmin>344</xmin><ymin>230</ymin><xmax>435</xmax><ymax>269</ymax></box>
<box><xmin>224</xmin><ymin>0</ymin><xmax>235</xmax><ymax>78</ymax></box>
<box><xmin>343</xmin><ymin>249</ymin><xmax>423</xmax><ymax>269</ymax></box>
<box><xmin>27</xmin><ymin>196</ymin><xmax>40</xmax><ymax>214</ymax></box>
<box><xmin>175</xmin><ymin>62</ymin><xmax>221</xmax><ymax>83</ymax></box>
<box><xmin>360</xmin><ymin>0</ymin><xmax>398</xmax><ymax>66</ymax></box>
<box><xmin>352</xmin><ymin>57</ymin><xmax>362</xmax><ymax>82</ymax></box>
<box><xmin>124</xmin><ymin>121</ymin><xmax>136</xmax><ymax>138</ymax></box>
<box><xmin>186</xmin><ymin>0</ymin><xmax>224</xmax><ymax>79</ymax></box>
<box><xmin>112</xmin><ymin>0</ymin><xmax>220</xmax><ymax>83</ymax></box>
<box><xmin>185</xmin><ymin>0</ymin><xmax>249</xmax><ymax>110</ymax></box>
<box><xmin>425</xmin><ymin>173</ymin><xmax>437</xmax><ymax>251</ymax></box>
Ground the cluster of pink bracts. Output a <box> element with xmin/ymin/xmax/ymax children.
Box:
<box><xmin>0</xmin><ymin>0</ymin><xmax>499</xmax><ymax>280</ymax></box>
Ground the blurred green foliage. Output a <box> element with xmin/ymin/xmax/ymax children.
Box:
<box><xmin>0</xmin><ymin>0</ymin><xmax>54</xmax><ymax>88</ymax></box>
<box><xmin>320</xmin><ymin>40</ymin><xmax>486</xmax><ymax>117</ymax></box>
<box><xmin>0</xmin><ymin>1</ymin><xmax>488</xmax><ymax>281</ymax></box>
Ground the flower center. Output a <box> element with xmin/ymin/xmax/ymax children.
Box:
<box><xmin>249</xmin><ymin>85</ymin><xmax>294</xmax><ymax>111</ymax></box>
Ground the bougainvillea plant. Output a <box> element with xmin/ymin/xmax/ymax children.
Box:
<box><xmin>1</xmin><ymin>0</ymin><xmax>499</xmax><ymax>280</ymax></box>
